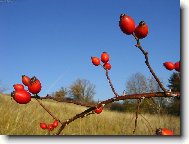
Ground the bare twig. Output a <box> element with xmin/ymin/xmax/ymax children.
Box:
<box><xmin>105</xmin><ymin>69</ymin><xmax>119</xmax><ymax>97</ymax></box>
<box><xmin>35</xmin><ymin>98</ymin><xmax>63</xmax><ymax>124</ymax></box>
<box><xmin>56</xmin><ymin>106</ymin><xmax>96</xmax><ymax>135</ymax></box>
<box><xmin>139</xmin><ymin>113</ymin><xmax>154</xmax><ymax>134</ymax></box>
<box><xmin>33</xmin><ymin>95</ymin><xmax>96</xmax><ymax>107</ymax></box>
<box><xmin>99</xmin><ymin>64</ymin><xmax>120</xmax><ymax>97</ymax></box>
<box><xmin>133</xmin><ymin>99</ymin><xmax>142</xmax><ymax>134</ymax></box>
<box><xmin>132</xmin><ymin>33</ymin><xmax>167</xmax><ymax>93</ymax></box>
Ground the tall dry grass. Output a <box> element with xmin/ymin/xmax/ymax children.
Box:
<box><xmin>0</xmin><ymin>93</ymin><xmax>180</xmax><ymax>135</ymax></box>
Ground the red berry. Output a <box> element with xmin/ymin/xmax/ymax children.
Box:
<box><xmin>134</xmin><ymin>21</ymin><xmax>149</xmax><ymax>39</ymax></box>
<box><xmin>11</xmin><ymin>90</ymin><xmax>31</xmax><ymax>104</ymax></box>
<box><xmin>119</xmin><ymin>14</ymin><xmax>135</xmax><ymax>35</ymax></box>
<box><xmin>174</xmin><ymin>61</ymin><xmax>180</xmax><ymax>72</ymax></box>
<box><xmin>163</xmin><ymin>62</ymin><xmax>175</xmax><ymax>71</ymax></box>
<box><xmin>101</xmin><ymin>52</ymin><xmax>110</xmax><ymax>63</ymax></box>
<box><xmin>28</xmin><ymin>76</ymin><xmax>42</xmax><ymax>94</ymax></box>
<box><xmin>22</xmin><ymin>75</ymin><xmax>30</xmax><ymax>86</ymax></box>
<box><xmin>13</xmin><ymin>84</ymin><xmax>25</xmax><ymax>91</ymax></box>
<box><xmin>156</xmin><ymin>128</ymin><xmax>174</xmax><ymax>136</ymax></box>
<box><xmin>103</xmin><ymin>63</ymin><xmax>111</xmax><ymax>70</ymax></box>
<box><xmin>91</xmin><ymin>57</ymin><xmax>100</xmax><ymax>66</ymax></box>
<box><xmin>48</xmin><ymin>124</ymin><xmax>54</xmax><ymax>131</ymax></box>
<box><xmin>52</xmin><ymin>120</ymin><xmax>59</xmax><ymax>128</ymax></box>
<box><xmin>40</xmin><ymin>123</ymin><xmax>47</xmax><ymax>129</ymax></box>
<box><xmin>95</xmin><ymin>107</ymin><xmax>103</xmax><ymax>114</ymax></box>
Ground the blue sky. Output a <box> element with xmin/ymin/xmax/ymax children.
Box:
<box><xmin>0</xmin><ymin>0</ymin><xmax>180</xmax><ymax>101</ymax></box>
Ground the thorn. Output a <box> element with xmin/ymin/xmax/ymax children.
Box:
<box><xmin>171</xmin><ymin>93</ymin><xmax>177</xmax><ymax>97</ymax></box>
<box><xmin>123</xmin><ymin>90</ymin><xmax>127</xmax><ymax>96</ymax></box>
<box><xmin>101</xmin><ymin>104</ymin><xmax>105</xmax><ymax>107</ymax></box>
<box><xmin>141</xmin><ymin>96</ymin><xmax>145</xmax><ymax>99</ymax></box>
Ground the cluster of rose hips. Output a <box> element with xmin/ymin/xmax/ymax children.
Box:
<box><xmin>91</xmin><ymin>52</ymin><xmax>111</xmax><ymax>70</ymax></box>
<box><xmin>119</xmin><ymin>14</ymin><xmax>148</xmax><ymax>39</ymax></box>
<box><xmin>11</xmin><ymin>75</ymin><xmax>42</xmax><ymax>104</ymax></box>
<box><xmin>156</xmin><ymin>128</ymin><xmax>174</xmax><ymax>136</ymax></box>
<box><xmin>40</xmin><ymin>119</ymin><xmax>59</xmax><ymax>132</ymax></box>
<box><xmin>163</xmin><ymin>61</ymin><xmax>180</xmax><ymax>72</ymax></box>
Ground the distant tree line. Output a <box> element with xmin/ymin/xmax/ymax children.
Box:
<box><xmin>52</xmin><ymin>72</ymin><xmax>180</xmax><ymax>116</ymax></box>
<box><xmin>107</xmin><ymin>72</ymin><xmax>180</xmax><ymax>116</ymax></box>
<box><xmin>52</xmin><ymin>79</ymin><xmax>96</xmax><ymax>103</ymax></box>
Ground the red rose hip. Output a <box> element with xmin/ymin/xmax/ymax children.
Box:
<box><xmin>156</xmin><ymin>128</ymin><xmax>174</xmax><ymax>135</ymax></box>
<box><xmin>101</xmin><ymin>52</ymin><xmax>110</xmax><ymax>63</ymax></box>
<box><xmin>174</xmin><ymin>61</ymin><xmax>180</xmax><ymax>72</ymax></box>
<box><xmin>95</xmin><ymin>107</ymin><xmax>103</xmax><ymax>114</ymax></box>
<box><xmin>22</xmin><ymin>75</ymin><xmax>31</xmax><ymax>86</ymax></box>
<box><xmin>134</xmin><ymin>21</ymin><xmax>149</xmax><ymax>39</ymax></box>
<box><xmin>163</xmin><ymin>62</ymin><xmax>175</xmax><ymax>71</ymax></box>
<box><xmin>40</xmin><ymin>123</ymin><xmax>47</xmax><ymax>129</ymax></box>
<box><xmin>28</xmin><ymin>76</ymin><xmax>42</xmax><ymax>94</ymax></box>
<box><xmin>13</xmin><ymin>84</ymin><xmax>25</xmax><ymax>91</ymax></box>
<box><xmin>91</xmin><ymin>57</ymin><xmax>100</xmax><ymax>66</ymax></box>
<box><xmin>48</xmin><ymin>124</ymin><xmax>54</xmax><ymax>131</ymax></box>
<box><xmin>11</xmin><ymin>90</ymin><xmax>31</xmax><ymax>104</ymax></box>
<box><xmin>119</xmin><ymin>14</ymin><xmax>136</xmax><ymax>35</ymax></box>
<box><xmin>103</xmin><ymin>63</ymin><xmax>111</xmax><ymax>70</ymax></box>
<box><xmin>52</xmin><ymin>120</ymin><xmax>59</xmax><ymax>128</ymax></box>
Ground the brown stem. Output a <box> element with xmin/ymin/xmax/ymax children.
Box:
<box><xmin>132</xmin><ymin>34</ymin><xmax>167</xmax><ymax>94</ymax></box>
<box><xmin>56</xmin><ymin>107</ymin><xmax>96</xmax><ymax>135</ymax></box>
<box><xmin>139</xmin><ymin>113</ymin><xmax>154</xmax><ymax>134</ymax></box>
<box><xmin>105</xmin><ymin>69</ymin><xmax>119</xmax><ymax>97</ymax></box>
<box><xmin>35</xmin><ymin>98</ymin><xmax>63</xmax><ymax>124</ymax></box>
<box><xmin>133</xmin><ymin>99</ymin><xmax>141</xmax><ymax>134</ymax></box>
<box><xmin>33</xmin><ymin>95</ymin><xmax>96</xmax><ymax>107</ymax></box>
<box><xmin>56</xmin><ymin>91</ymin><xmax>180</xmax><ymax>135</ymax></box>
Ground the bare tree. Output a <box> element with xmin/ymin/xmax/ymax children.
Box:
<box><xmin>125</xmin><ymin>73</ymin><xmax>166</xmax><ymax>114</ymax></box>
<box><xmin>69</xmin><ymin>79</ymin><xmax>95</xmax><ymax>102</ymax></box>
<box><xmin>126</xmin><ymin>72</ymin><xmax>148</xmax><ymax>94</ymax></box>
<box><xmin>147</xmin><ymin>76</ymin><xmax>162</xmax><ymax>92</ymax></box>
<box><xmin>53</xmin><ymin>87</ymin><xmax>67</xmax><ymax>101</ymax></box>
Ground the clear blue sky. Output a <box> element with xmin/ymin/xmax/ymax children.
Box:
<box><xmin>0</xmin><ymin>0</ymin><xmax>180</xmax><ymax>101</ymax></box>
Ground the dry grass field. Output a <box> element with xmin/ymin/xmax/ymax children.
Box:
<box><xmin>0</xmin><ymin>93</ymin><xmax>180</xmax><ymax>135</ymax></box>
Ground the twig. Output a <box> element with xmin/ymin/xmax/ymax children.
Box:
<box><xmin>33</xmin><ymin>95</ymin><xmax>96</xmax><ymax>107</ymax></box>
<box><xmin>133</xmin><ymin>99</ymin><xmax>142</xmax><ymax>134</ymax></box>
<box><xmin>132</xmin><ymin>33</ymin><xmax>167</xmax><ymax>94</ymax></box>
<box><xmin>101</xmin><ymin>64</ymin><xmax>119</xmax><ymax>96</ymax></box>
<box><xmin>35</xmin><ymin>98</ymin><xmax>63</xmax><ymax>124</ymax></box>
<box><xmin>139</xmin><ymin>113</ymin><xmax>154</xmax><ymax>134</ymax></box>
<box><xmin>56</xmin><ymin>107</ymin><xmax>96</xmax><ymax>135</ymax></box>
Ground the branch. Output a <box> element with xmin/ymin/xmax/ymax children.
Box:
<box><xmin>56</xmin><ymin>91</ymin><xmax>180</xmax><ymax>135</ymax></box>
<box><xmin>56</xmin><ymin>106</ymin><xmax>96</xmax><ymax>135</ymax></box>
<box><xmin>33</xmin><ymin>95</ymin><xmax>96</xmax><ymax>107</ymax></box>
<box><xmin>35</xmin><ymin>98</ymin><xmax>63</xmax><ymax>124</ymax></box>
<box><xmin>105</xmin><ymin>69</ymin><xmax>119</xmax><ymax>97</ymax></box>
<box><xmin>133</xmin><ymin>99</ymin><xmax>142</xmax><ymax>134</ymax></box>
<box><xmin>132</xmin><ymin>33</ymin><xmax>167</xmax><ymax>94</ymax></box>
<box><xmin>139</xmin><ymin>113</ymin><xmax>154</xmax><ymax>134</ymax></box>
